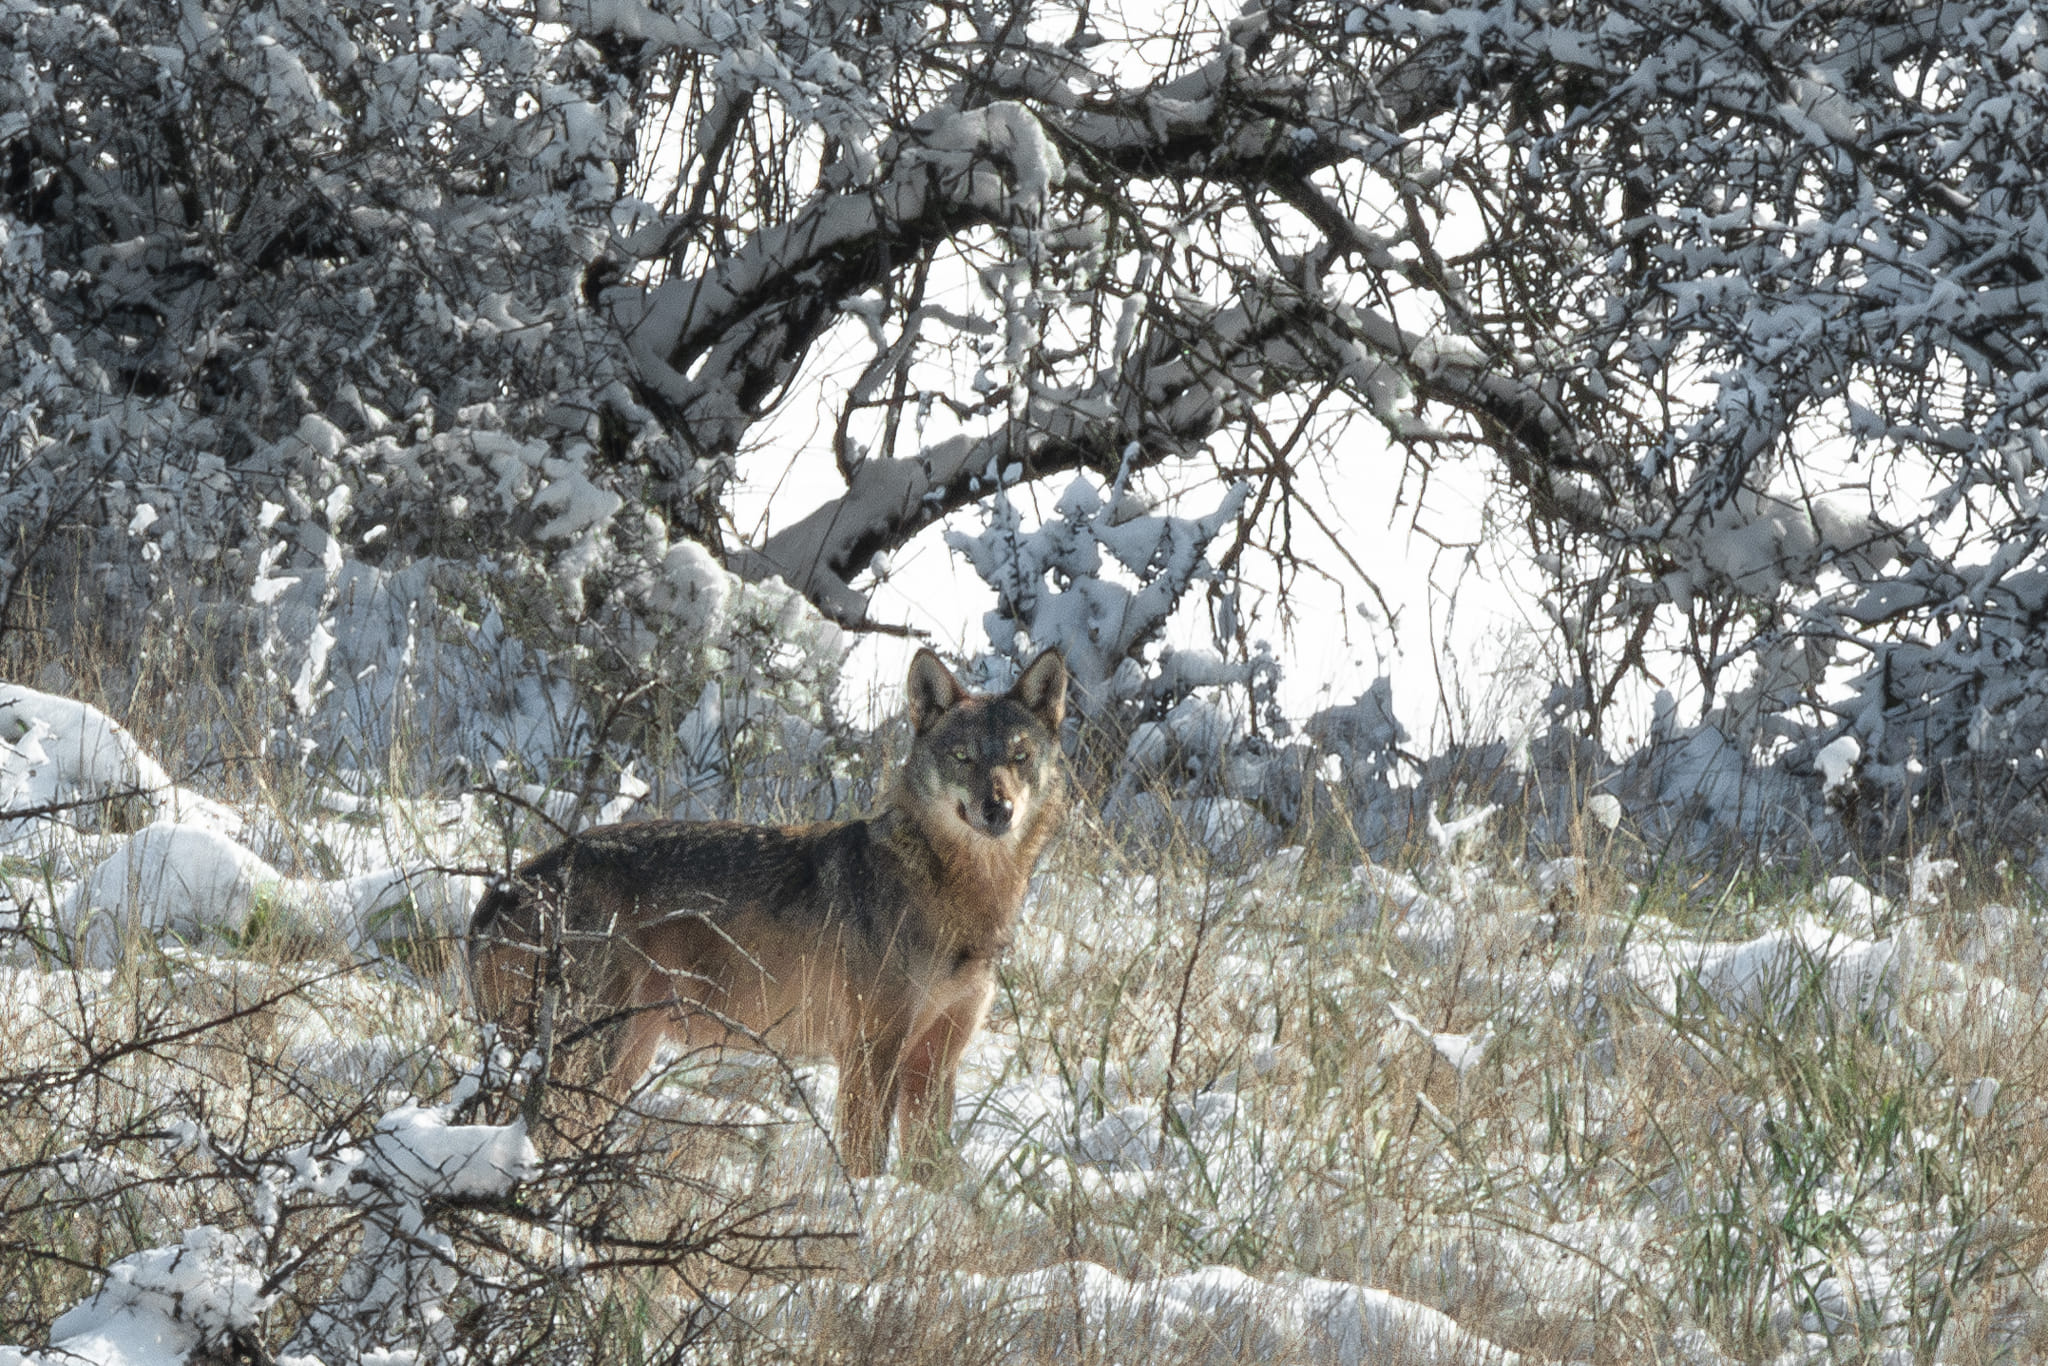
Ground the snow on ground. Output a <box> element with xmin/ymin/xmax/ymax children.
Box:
<box><xmin>3</xmin><ymin>685</ymin><xmax>2045</xmax><ymax>1363</ymax></box>
<box><xmin>0</xmin><ymin>683</ymin><xmax>490</xmax><ymax>965</ymax></box>
<box><xmin>730</xmin><ymin>1259</ymin><xmax>1526</xmax><ymax>1365</ymax></box>
<box><xmin>24</xmin><ymin>1228</ymin><xmax>271</xmax><ymax>1366</ymax></box>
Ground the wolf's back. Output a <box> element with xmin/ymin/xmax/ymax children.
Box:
<box><xmin>469</xmin><ymin>818</ymin><xmax>882</xmax><ymax>943</ymax></box>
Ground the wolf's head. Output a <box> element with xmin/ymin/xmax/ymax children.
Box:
<box><xmin>899</xmin><ymin>649</ymin><xmax>1068</xmax><ymax>848</ymax></box>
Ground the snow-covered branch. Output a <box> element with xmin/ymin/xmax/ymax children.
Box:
<box><xmin>13</xmin><ymin>0</ymin><xmax>2048</xmax><ymax>832</ymax></box>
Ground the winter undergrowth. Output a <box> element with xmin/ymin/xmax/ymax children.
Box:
<box><xmin>2</xmin><ymin>615</ymin><xmax>2047</xmax><ymax>1366</ymax></box>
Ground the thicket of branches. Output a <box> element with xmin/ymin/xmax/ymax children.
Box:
<box><xmin>6</xmin><ymin>0</ymin><xmax>2048</xmax><ymax>841</ymax></box>
<box><xmin>0</xmin><ymin>950</ymin><xmax>828</xmax><ymax>1357</ymax></box>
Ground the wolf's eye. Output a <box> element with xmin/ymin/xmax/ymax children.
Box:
<box><xmin>1010</xmin><ymin>747</ymin><xmax>1030</xmax><ymax>765</ymax></box>
<box><xmin>951</xmin><ymin>749</ymin><xmax>971</xmax><ymax>764</ymax></box>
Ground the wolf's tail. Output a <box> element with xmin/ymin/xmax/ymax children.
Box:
<box><xmin>464</xmin><ymin>880</ymin><xmax>527</xmax><ymax>1015</ymax></box>
<box><xmin>469</xmin><ymin>881</ymin><xmax>519</xmax><ymax>938</ymax></box>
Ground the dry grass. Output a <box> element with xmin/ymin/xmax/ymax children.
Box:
<box><xmin>4</xmin><ymin>607</ymin><xmax>2048</xmax><ymax>1363</ymax></box>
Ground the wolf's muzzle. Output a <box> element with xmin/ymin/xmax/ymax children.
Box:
<box><xmin>977</xmin><ymin>795</ymin><xmax>1014</xmax><ymax>836</ymax></box>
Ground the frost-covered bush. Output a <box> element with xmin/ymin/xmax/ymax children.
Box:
<box><xmin>947</xmin><ymin>473</ymin><xmax>1259</xmax><ymax>716</ymax></box>
<box><xmin>16</xmin><ymin>0</ymin><xmax>2048</xmax><ymax>857</ymax></box>
<box><xmin>948</xmin><ymin>471</ymin><xmax>1309</xmax><ymax>845</ymax></box>
<box><xmin>0</xmin><ymin>0</ymin><xmax>862</xmax><ymax>815</ymax></box>
<box><xmin>1</xmin><ymin>0</ymin><xmax>663</xmax><ymax>583</ymax></box>
<box><xmin>1372</xmin><ymin>0</ymin><xmax>2048</xmax><ymax>846</ymax></box>
<box><xmin>0</xmin><ymin>1020</ymin><xmax>811</xmax><ymax>1363</ymax></box>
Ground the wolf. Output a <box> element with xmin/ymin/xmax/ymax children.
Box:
<box><xmin>467</xmin><ymin>648</ymin><xmax>1069</xmax><ymax>1178</ymax></box>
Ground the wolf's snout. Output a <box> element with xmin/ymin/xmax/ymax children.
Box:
<box><xmin>980</xmin><ymin>795</ymin><xmax>1014</xmax><ymax>836</ymax></box>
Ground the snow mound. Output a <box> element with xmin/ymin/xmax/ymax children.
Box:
<box><xmin>47</xmin><ymin>826</ymin><xmax>481</xmax><ymax>966</ymax></box>
<box><xmin>1619</xmin><ymin>915</ymin><xmax>1915</xmax><ymax>1028</ymax></box>
<box><xmin>56</xmin><ymin>824</ymin><xmax>285</xmax><ymax>966</ymax></box>
<box><xmin>34</xmin><ymin>1226</ymin><xmax>269</xmax><ymax>1366</ymax></box>
<box><xmin>747</xmin><ymin>1260</ymin><xmax>1521</xmax><ymax>1365</ymax></box>
<box><xmin>0</xmin><ymin>687</ymin><xmax>240</xmax><ymax>846</ymax></box>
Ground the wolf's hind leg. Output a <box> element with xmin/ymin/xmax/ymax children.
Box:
<box><xmin>599</xmin><ymin>1008</ymin><xmax>668</xmax><ymax>1103</ymax></box>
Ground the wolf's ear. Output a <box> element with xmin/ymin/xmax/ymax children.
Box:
<box><xmin>906</xmin><ymin>649</ymin><xmax>968</xmax><ymax>734</ymax></box>
<box><xmin>1009</xmin><ymin>649</ymin><xmax>1068</xmax><ymax>732</ymax></box>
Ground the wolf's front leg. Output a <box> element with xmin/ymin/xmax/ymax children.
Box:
<box><xmin>835</xmin><ymin>1024</ymin><xmax>907</xmax><ymax>1178</ymax></box>
<box><xmin>896</xmin><ymin>980</ymin><xmax>993</xmax><ymax>1184</ymax></box>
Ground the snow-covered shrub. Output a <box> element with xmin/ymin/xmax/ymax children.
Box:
<box><xmin>25</xmin><ymin>1226</ymin><xmax>273</xmax><ymax>1366</ymax></box>
<box><xmin>285</xmin><ymin>1097</ymin><xmax>541</xmax><ymax>1361</ymax></box>
<box><xmin>0</xmin><ymin>981</ymin><xmax>819</xmax><ymax>1362</ymax></box>
<box><xmin>948</xmin><ymin>472</ymin><xmax>1261</xmax><ymax>716</ymax></box>
<box><xmin>0</xmin><ymin>0</ymin><xmax>871</xmax><ymax>831</ymax></box>
<box><xmin>0</xmin><ymin>0</ymin><xmax>659</xmax><ymax>591</ymax></box>
<box><xmin>949</xmin><ymin>470</ymin><xmax>1308</xmax><ymax>847</ymax></box>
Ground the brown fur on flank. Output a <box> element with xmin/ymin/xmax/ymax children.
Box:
<box><xmin>467</xmin><ymin>649</ymin><xmax>1069</xmax><ymax>1178</ymax></box>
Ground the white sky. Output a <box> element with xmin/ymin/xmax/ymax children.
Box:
<box><xmin>732</xmin><ymin>415</ymin><xmax>1535</xmax><ymax>747</ymax></box>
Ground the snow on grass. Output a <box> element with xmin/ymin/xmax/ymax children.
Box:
<box><xmin>4</xmin><ymin>686</ymin><xmax>2048</xmax><ymax>1363</ymax></box>
<box><xmin>24</xmin><ymin>1227</ymin><xmax>271</xmax><ymax>1366</ymax></box>
<box><xmin>1611</xmin><ymin>914</ymin><xmax>1915</xmax><ymax>1027</ymax></box>
<box><xmin>732</xmin><ymin>1259</ymin><xmax>1525</xmax><ymax>1365</ymax></box>
<box><xmin>0</xmin><ymin>686</ymin><xmax>241</xmax><ymax>842</ymax></box>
